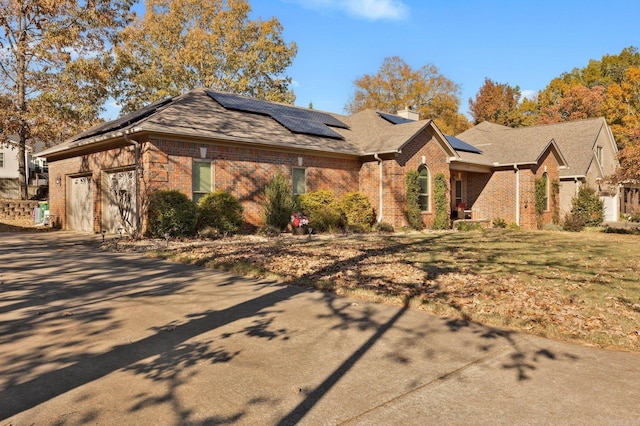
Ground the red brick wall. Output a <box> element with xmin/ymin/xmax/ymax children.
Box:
<box><xmin>470</xmin><ymin>169</ymin><xmax>517</xmax><ymax>224</ymax></box>
<box><xmin>359</xmin><ymin>128</ymin><xmax>451</xmax><ymax>230</ymax></box>
<box><xmin>147</xmin><ymin>138</ymin><xmax>360</xmax><ymax>228</ymax></box>
<box><xmin>467</xmin><ymin>149</ymin><xmax>561</xmax><ymax>229</ymax></box>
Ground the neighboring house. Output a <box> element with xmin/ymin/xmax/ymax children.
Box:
<box><xmin>0</xmin><ymin>136</ymin><xmax>48</xmax><ymax>199</ymax></box>
<box><xmin>457</xmin><ymin>118</ymin><xmax>620</xmax><ymax>222</ymax></box>
<box><xmin>37</xmin><ymin>88</ymin><xmax>575</xmax><ymax>234</ymax></box>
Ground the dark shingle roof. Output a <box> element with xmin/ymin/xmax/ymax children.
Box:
<box><xmin>455</xmin><ymin>118</ymin><xmax>608</xmax><ymax>172</ymax></box>
<box><xmin>38</xmin><ymin>89</ymin><xmax>437</xmax><ymax>158</ymax></box>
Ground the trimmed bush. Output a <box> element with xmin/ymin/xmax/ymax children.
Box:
<box><xmin>405</xmin><ymin>170</ymin><xmax>423</xmax><ymax>230</ymax></box>
<box><xmin>147</xmin><ymin>189</ymin><xmax>196</xmax><ymax>238</ymax></box>
<box><xmin>341</xmin><ymin>192</ymin><xmax>374</xmax><ymax>228</ymax></box>
<box><xmin>262</xmin><ymin>172</ymin><xmax>295</xmax><ymax>231</ymax></box>
<box><xmin>297</xmin><ymin>189</ymin><xmax>342</xmax><ymax>232</ymax></box>
<box><xmin>197</xmin><ymin>190</ymin><xmax>244</xmax><ymax>236</ymax></box>
<box><xmin>455</xmin><ymin>221</ymin><xmax>483</xmax><ymax>231</ymax></box>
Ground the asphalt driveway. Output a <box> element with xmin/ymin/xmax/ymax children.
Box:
<box><xmin>1</xmin><ymin>232</ymin><xmax>639</xmax><ymax>425</ymax></box>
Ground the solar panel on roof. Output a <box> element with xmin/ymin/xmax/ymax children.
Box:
<box><xmin>377</xmin><ymin>112</ymin><xmax>415</xmax><ymax>125</ymax></box>
<box><xmin>73</xmin><ymin>97</ymin><xmax>174</xmax><ymax>142</ymax></box>
<box><xmin>206</xmin><ymin>90</ymin><xmax>348</xmax><ymax>139</ymax></box>
<box><xmin>445</xmin><ymin>135</ymin><xmax>482</xmax><ymax>154</ymax></box>
<box><xmin>273</xmin><ymin>115</ymin><xmax>345</xmax><ymax>139</ymax></box>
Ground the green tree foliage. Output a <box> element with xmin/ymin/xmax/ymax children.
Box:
<box><xmin>0</xmin><ymin>0</ymin><xmax>134</xmax><ymax>199</ymax></box>
<box><xmin>405</xmin><ymin>170</ymin><xmax>423</xmax><ymax>230</ymax></box>
<box><xmin>147</xmin><ymin>189</ymin><xmax>196</xmax><ymax>237</ymax></box>
<box><xmin>262</xmin><ymin>172</ymin><xmax>294</xmax><ymax>231</ymax></box>
<box><xmin>568</xmin><ymin>186</ymin><xmax>604</xmax><ymax>228</ymax></box>
<box><xmin>297</xmin><ymin>189</ymin><xmax>342</xmax><ymax>232</ymax></box>
<box><xmin>432</xmin><ymin>173</ymin><xmax>449</xmax><ymax>229</ymax></box>
<box><xmin>110</xmin><ymin>0</ymin><xmax>297</xmax><ymax>113</ymax></box>
<box><xmin>197</xmin><ymin>190</ymin><xmax>244</xmax><ymax>236</ymax></box>
<box><xmin>468</xmin><ymin>78</ymin><xmax>525</xmax><ymax>126</ymax></box>
<box><xmin>340</xmin><ymin>192</ymin><xmax>374</xmax><ymax>228</ymax></box>
<box><xmin>345</xmin><ymin>56</ymin><xmax>471</xmax><ymax>135</ymax></box>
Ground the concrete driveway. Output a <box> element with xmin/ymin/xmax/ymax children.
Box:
<box><xmin>1</xmin><ymin>232</ymin><xmax>639</xmax><ymax>425</ymax></box>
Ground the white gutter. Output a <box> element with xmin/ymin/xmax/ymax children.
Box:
<box><xmin>374</xmin><ymin>153</ymin><xmax>383</xmax><ymax>223</ymax></box>
<box><xmin>514</xmin><ymin>165</ymin><xmax>520</xmax><ymax>226</ymax></box>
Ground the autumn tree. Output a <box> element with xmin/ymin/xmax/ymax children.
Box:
<box><xmin>345</xmin><ymin>56</ymin><xmax>470</xmax><ymax>134</ymax></box>
<box><xmin>536</xmin><ymin>46</ymin><xmax>640</xmax><ymax>140</ymax></box>
<box><xmin>0</xmin><ymin>0</ymin><xmax>134</xmax><ymax>199</ymax></box>
<box><xmin>468</xmin><ymin>78</ymin><xmax>524</xmax><ymax>126</ymax></box>
<box><xmin>537</xmin><ymin>84</ymin><xmax>606</xmax><ymax>124</ymax></box>
<box><xmin>110</xmin><ymin>0</ymin><xmax>298</xmax><ymax>114</ymax></box>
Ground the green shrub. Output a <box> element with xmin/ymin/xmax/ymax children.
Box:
<box><xmin>405</xmin><ymin>170</ymin><xmax>423</xmax><ymax>230</ymax></box>
<box><xmin>375</xmin><ymin>222</ymin><xmax>395</xmax><ymax>233</ymax></box>
<box><xmin>197</xmin><ymin>190</ymin><xmax>244</xmax><ymax>236</ymax></box>
<box><xmin>569</xmin><ymin>186</ymin><xmax>604</xmax><ymax>227</ymax></box>
<box><xmin>262</xmin><ymin>172</ymin><xmax>295</xmax><ymax>231</ymax></box>
<box><xmin>345</xmin><ymin>223</ymin><xmax>369</xmax><ymax>234</ymax></box>
<box><xmin>433</xmin><ymin>173</ymin><xmax>449</xmax><ymax>230</ymax></box>
<box><xmin>551</xmin><ymin>179</ymin><xmax>561</xmax><ymax>225</ymax></box>
<box><xmin>147</xmin><ymin>189</ymin><xmax>197</xmax><ymax>238</ymax></box>
<box><xmin>492</xmin><ymin>217</ymin><xmax>507</xmax><ymax>228</ymax></box>
<box><xmin>341</xmin><ymin>192</ymin><xmax>374</xmax><ymax>227</ymax></box>
<box><xmin>562</xmin><ymin>212</ymin><xmax>586</xmax><ymax>232</ymax></box>
<box><xmin>297</xmin><ymin>189</ymin><xmax>343</xmax><ymax>232</ymax></box>
<box><xmin>535</xmin><ymin>177</ymin><xmax>547</xmax><ymax>229</ymax></box>
<box><xmin>455</xmin><ymin>221</ymin><xmax>483</xmax><ymax>231</ymax></box>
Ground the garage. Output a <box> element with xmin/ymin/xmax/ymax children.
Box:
<box><xmin>102</xmin><ymin>170</ymin><xmax>137</xmax><ymax>235</ymax></box>
<box><xmin>67</xmin><ymin>175</ymin><xmax>94</xmax><ymax>232</ymax></box>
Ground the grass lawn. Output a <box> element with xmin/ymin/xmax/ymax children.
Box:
<box><xmin>139</xmin><ymin>228</ymin><xmax>640</xmax><ymax>352</ymax></box>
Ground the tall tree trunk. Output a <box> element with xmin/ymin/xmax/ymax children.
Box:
<box><xmin>16</xmin><ymin>6</ymin><xmax>28</xmax><ymax>200</ymax></box>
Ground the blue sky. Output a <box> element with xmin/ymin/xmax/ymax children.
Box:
<box><xmin>115</xmin><ymin>0</ymin><xmax>640</xmax><ymax>119</ymax></box>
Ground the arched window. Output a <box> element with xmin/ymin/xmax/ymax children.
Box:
<box><xmin>542</xmin><ymin>172</ymin><xmax>549</xmax><ymax>211</ymax></box>
<box><xmin>418</xmin><ymin>165</ymin><xmax>430</xmax><ymax>211</ymax></box>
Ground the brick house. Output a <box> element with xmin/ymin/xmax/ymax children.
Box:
<box><xmin>39</xmin><ymin>88</ymin><xmax>573</xmax><ymax>234</ymax></box>
<box><xmin>457</xmin><ymin>118</ymin><xmax>620</xmax><ymax>222</ymax></box>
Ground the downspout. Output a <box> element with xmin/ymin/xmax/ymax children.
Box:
<box><xmin>124</xmin><ymin>133</ymin><xmax>140</xmax><ymax>236</ymax></box>
<box><xmin>514</xmin><ymin>165</ymin><xmax>520</xmax><ymax>226</ymax></box>
<box><xmin>374</xmin><ymin>154</ymin><xmax>383</xmax><ymax>223</ymax></box>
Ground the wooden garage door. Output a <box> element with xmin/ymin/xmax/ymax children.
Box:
<box><xmin>103</xmin><ymin>170</ymin><xmax>137</xmax><ymax>234</ymax></box>
<box><xmin>67</xmin><ymin>176</ymin><xmax>93</xmax><ymax>232</ymax></box>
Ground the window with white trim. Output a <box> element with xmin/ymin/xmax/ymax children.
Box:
<box><xmin>418</xmin><ymin>165</ymin><xmax>430</xmax><ymax>212</ymax></box>
<box><xmin>192</xmin><ymin>160</ymin><xmax>212</xmax><ymax>204</ymax></box>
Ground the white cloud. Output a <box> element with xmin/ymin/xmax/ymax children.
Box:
<box><xmin>293</xmin><ymin>0</ymin><xmax>409</xmax><ymax>21</ymax></box>
<box><xmin>521</xmin><ymin>89</ymin><xmax>538</xmax><ymax>100</ymax></box>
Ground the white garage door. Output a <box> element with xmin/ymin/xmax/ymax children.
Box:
<box><xmin>103</xmin><ymin>170</ymin><xmax>137</xmax><ymax>235</ymax></box>
<box><xmin>67</xmin><ymin>176</ymin><xmax>94</xmax><ymax>232</ymax></box>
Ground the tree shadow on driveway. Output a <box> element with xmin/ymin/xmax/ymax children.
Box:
<box><xmin>0</xmin><ymin>233</ymin><xmax>586</xmax><ymax>424</ymax></box>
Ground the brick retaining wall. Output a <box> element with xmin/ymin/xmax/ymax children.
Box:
<box><xmin>0</xmin><ymin>200</ymin><xmax>39</xmax><ymax>220</ymax></box>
